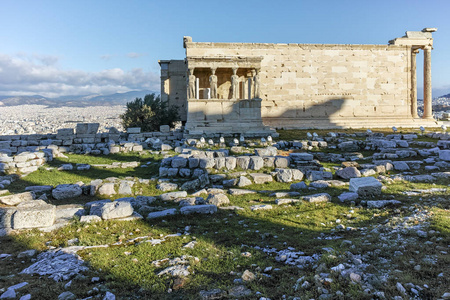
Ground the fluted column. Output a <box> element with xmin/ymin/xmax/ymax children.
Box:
<box><xmin>423</xmin><ymin>46</ymin><xmax>433</xmax><ymax>119</ymax></box>
<box><xmin>411</xmin><ymin>49</ymin><xmax>419</xmax><ymax>118</ymax></box>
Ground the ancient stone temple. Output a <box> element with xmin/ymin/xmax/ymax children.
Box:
<box><xmin>159</xmin><ymin>28</ymin><xmax>439</xmax><ymax>136</ymax></box>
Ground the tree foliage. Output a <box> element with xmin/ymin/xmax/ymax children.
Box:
<box><xmin>120</xmin><ymin>93</ymin><xmax>179</xmax><ymax>132</ymax></box>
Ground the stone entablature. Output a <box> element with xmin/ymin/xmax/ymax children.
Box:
<box><xmin>160</xmin><ymin>29</ymin><xmax>441</xmax><ymax>133</ymax></box>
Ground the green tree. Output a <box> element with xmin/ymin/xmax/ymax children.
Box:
<box><xmin>120</xmin><ymin>93</ymin><xmax>179</xmax><ymax>132</ymax></box>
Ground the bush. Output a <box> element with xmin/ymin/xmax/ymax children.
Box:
<box><xmin>120</xmin><ymin>93</ymin><xmax>179</xmax><ymax>132</ymax></box>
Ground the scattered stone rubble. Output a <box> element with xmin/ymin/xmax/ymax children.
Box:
<box><xmin>1</xmin><ymin>128</ymin><xmax>449</xmax><ymax>299</ymax></box>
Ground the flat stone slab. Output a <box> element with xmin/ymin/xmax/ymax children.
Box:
<box><xmin>156</xmin><ymin>182</ymin><xmax>178</xmax><ymax>192</ymax></box>
<box><xmin>349</xmin><ymin>177</ymin><xmax>382</xmax><ymax>197</ymax></box>
<box><xmin>218</xmin><ymin>206</ymin><xmax>244</xmax><ymax>210</ymax></box>
<box><xmin>0</xmin><ymin>192</ymin><xmax>35</xmax><ymax>206</ymax></box>
<box><xmin>180</xmin><ymin>205</ymin><xmax>217</xmax><ymax>215</ymax></box>
<box><xmin>249</xmin><ymin>173</ymin><xmax>273</xmax><ymax>184</ymax></box>
<box><xmin>275</xmin><ymin>198</ymin><xmax>301</xmax><ymax>205</ymax></box>
<box><xmin>366</xmin><ymin>200</ymin><xmax>401</xmax><ymax>209</ymax></box>
<box><xmin>289</xmin><ymin>153</ymin><xmax>314</xmax><ymax>161</ymax></box>
<box><xmin>55</xmin><ymin>204</ymin><xmax>85</xmax><ymax>220</ymax></box>
<box><xmin>228</xmin><ymin>189</ymin><xmax>257</xmax><ymax>196</ymax></box>
<box><xmin>302</xmin><ymin>193</ymin><xmax>331</xmax><ymax>203</ymax></box>
<box><xmin>269</xmin><ymin>191</ymin><xmax>301</xmax><ymax>198</ymax></box>
<box><xmin>160</xmin><ymin>191</ymin><xmax>188</xmax><ymax>201</ymax></box>
<box><xmin>147</xmin><ymin>209</ymin><xmax>177</xmax><ymax>219</ymax></box>
<box><xmin>25</xmin><ymin>185</ymin><xmax>53</xmax><ymax>193</ymax></box>
<box><xmin>338</xmin><ymin>192</ymin><xmax>359</xmax><ymax>203</ymax></box>
<box><xmin>250</xmin><ymin>204</ymin><xmax>273</xmax><ymax>211</ymax></box>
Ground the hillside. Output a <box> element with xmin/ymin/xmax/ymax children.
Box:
<box><xmin>0</xmin><ymin>90</ymin><xmax>156</xmax><ymax>107</ymax></box>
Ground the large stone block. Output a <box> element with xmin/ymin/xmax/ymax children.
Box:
<box><xmin>52</xmin><ymin>184</ymin><xmax>82</xmax><ymax>200</ymax></box>
<box><xmin>439</xmin><ymin>150</ymin><xmax>450</xmax><ymax>161</ymax></box>
<box><xmin>249</xmin><ymin>173</ymin><xmax>273</xmax><ymax>184</ymax></box>
<box><xmin>349</xmin><ymin>177</ymin><xmax>382</xmax><ymax>197</ymax></box>
<box><xmin>11</xmin><ymin>200</ymin><xmax>56</xmax><ymax>229</ymax></box>
<box><xmin>199</xmin><ymin>158</ymin><xmax>215</xmax><ymax>169</ymax></box>
<box><xmin>206</xmin><ymin>193</ymin><xmax>230</xmax><ymax>207</ymax></box>
<box><xmin>225</xmin><ymin>157</ymin><xmax>237</xmax><ymax>170</ymax></box>
<box><xmin>275</xmin><ymin>168</ymin><xmax>292</xmax><ymax>183</ymax></box>
<box><xmin>171</xmin><ymin>157</ymin><xmax>187</xmax><ymax>168</ymax></box>
<box><xmin>76</xmin><ymin>123</ymin><xmax>99</xmax><ymax>135</ymax></box>
<box><xmin>336</xmin><ymin>167</ymin><xmax>361</xmax><ymax>179</ymax></box>
<box><xmin>289</xmin><ymin>153</ymin><xmax>314</xmax><ymax>161</ymax></box>
<box><xmin>274</xmin><ymin>156</ymin><xmax>290</xmax><ymax>168</ymax></box>
<box><xmin>55</xmin><ymin>204</ymin><xmax>85</xmax><ymax>220</ymax></box>
<box><xmin>91</xmin><ymin>201</ymin><xmax>134</xmax><ymax>220</ymax></box>
<box><xmin>236</xmin><ymin>156</ymin><xmax>250</xmax><ymax>170</ymax></box>
<box><xmin>249</xmin><ymin>156</ymin><xmax>264</xmax><ymax>170</ymax></box>
<box><xmin>98</xmin><ymin>183</ymin><xmax>116</xmax><ymax>196</ymax></box>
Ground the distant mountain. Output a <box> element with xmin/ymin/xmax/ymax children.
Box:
<box><xmin>0</xmin><ymin>90</ymin><xmax>157</xmax><ymax>107</ymax></box>
<box><xmin>438</xmin><ymin>93</ymin><xmax>450</xmax><ymax>98</ymax></box>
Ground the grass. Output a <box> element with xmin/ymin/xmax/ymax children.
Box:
<box><xmin>1</xmin><ymin>131</ymin><xmax>449</xmax><ymax>299</ymax></box>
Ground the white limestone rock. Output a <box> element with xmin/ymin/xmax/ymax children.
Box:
<box><xmin>160</xmin><ymin>191</ymin><xmax>187</xmax><ymax>201</ymax></box>
<box><xmin>302</xmin><ymin>193</ymin><xmax>331</xmax><ymax>203</ymax></box>
<box><xmin>439</xmin><ymin>150</ymin><xmax>450</xmax><ymax>161</ymax></box>
<box><xmin>392</xmin><ymin>161</ymin><xmax>410</xmax><ymax>171</ymax></box>
<box><xmin>290</xmin><ymin>182</ymin><xmax>308</xmax><ymax>190</ymax></box>
<box><xmin>180</xmin><ymin>204</ymin><xmax>217</xmax><ymax>215</ymax></box>
<box><xmin>12</xmin><ymin>200</ymin><xmax>56</xmax><ymax>229</ymax></box>
<box><xmin>366</xmin><ymin>200</ymin><xmax>401</xmax><ymax>209</ymax></box>
<box><xmin>338</xmin><ymin>192</ymin><xmax>359</xmax><ymax>203</ymax></box>
<box><xmin>276</xmin><ymin>198</ymin><xmax>301</xmax><ymax>205</ymax></box>
<box><xmin>91</xmin><ymin>201</ymin><xmax>134</xmax><ymax>220</ymax></box>
<box><xmin>237</xmin><ymin>176</ymin><xmax>252</xmax><ymax>187</ymax></box>
<box><xmin>349</xmin><ymin>177</ymin><xmax>382</xmax><ymax>197</ymax></box>
<box><xmin>79</xmin><ymin>215</ymin><xmax>102</xmax><ymax>223</ymax></box>
<box><xmin>336</xmin><ymin>167</ymin><xmax>361</xmax><ymax>179</ymax></box>
<box><xmin>52</xmin><ymin>184</ymin><xmax>82</xmax><ymax>200</ymax></box>
<box><xmin>147</xmin><ymin>209</ymin><xmax>177</xmax><ymax>219</ymax></box>
<box><xmin>0</xmin><ymin>192</ymin><xmax>35</xmax><ymax>206</ymax></box>
<box><xmin>250</xmin><ymin>204</ymin><xmax>273</xmax><ymax>211</ymax></box>
<box><xmin>249</xmin><ymin>173</ymin><xmax>273</xmax><ymax>184</ymax></box>
<box><xmin>156</xmin><ymin>182</ymin><xmax>178</xmax><ymax>192</ymax></box>
<box><xmin>206</xmin><ymin>193</ymin><xmax>230</xmax><ymax>207</ymax></box>
<box><xmin>275</xmin><ymin>168</ymin><xmax>293</xmax><ymax>183</ymax></box>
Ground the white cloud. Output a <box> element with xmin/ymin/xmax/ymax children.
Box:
<box><xmin>127</xmin><ymin>52</ymin><xmax>147</xmax><ymax>59</ymax></box>
<box><xmin>0</xmin><ymin>53</ymin><xmax>159</xmax><ymax>98</ymax></box>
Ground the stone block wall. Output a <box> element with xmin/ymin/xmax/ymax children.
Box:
<box><xmin>185</xmin><ymin>41</ymin><xmax>415</xmax><ymax>128</ymax></box>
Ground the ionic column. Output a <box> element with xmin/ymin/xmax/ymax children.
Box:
<box><xmin>411</xmin><ymin>49</ymin><xmax>419</xmax><ymax>118</ymax></box>
<box><xmin>423</xmin><ymin>46</ymin><xmax>433</xmax><ymax>119</ymax></box>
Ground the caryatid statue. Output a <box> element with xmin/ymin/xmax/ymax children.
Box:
<box><xmin>253</xmin><ymin>69</ymin><xmax>261</xmax><ymax>99</ymax></box>
<box><xmin>231</xmin><ymin>68</ymin><xmax>239</xmax><ymax>99</ymax></box>
<box><xmin>187</xmin><ymin>68</ymin><xmax>196</xmax><ymax>99</ymax></box>
<box><xmin>209</xmin><ymin>68</ymin><xmax>218</xmax><ymax>99</ymax></box>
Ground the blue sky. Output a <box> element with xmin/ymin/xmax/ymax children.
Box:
<box><xmin>1</xmin><ymin>0</ymin><xmax>449</xmax><ymax>97</ymax></box>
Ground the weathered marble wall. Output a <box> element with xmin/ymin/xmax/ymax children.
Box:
<box><xmin>184</xmin><ymin>42</ymin><xmax>414</xmax><ymax>128</ymax></box>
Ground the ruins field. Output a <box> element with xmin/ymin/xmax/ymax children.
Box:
<box><xmin>0</xmin><ymin>124</ymin><xmax>449</xmax><ymax>299</ymax></box>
